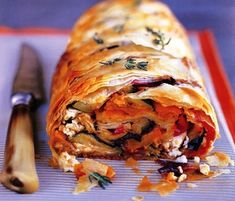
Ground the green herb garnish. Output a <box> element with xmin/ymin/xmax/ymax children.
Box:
<box><xmin>88</xmin><ymin>172</ymin><xmax>112</xmax><ymax>189</ymax></box>
<box><xmin>137</xmin><ymin>61</ymin><xmax>148</xmax><ymax>71</ymax></box>
<box><xmin>146</xmin><ymin>27</ymin><xmax>171</xmax><ymax>50</ymax></box>
<box><xmin>99</xmin><ymin>58</ymin><xmax>121</xmax><ymax>66</ymax></box>
<box><xmin>125</xmin><ymin>58</ymin><xmax>136</xmax><ymax>69</ymax></box>
<box><xmin>125</xmin><ymin>58</ymin><xmax>148</xmax><ymax>70</ymax></box>
<box><xmin>93</xmin><ymin>33</ymin><xmax>104</xmax><ymax>44</ymax></box>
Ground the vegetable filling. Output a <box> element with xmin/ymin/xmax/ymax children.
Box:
<box><xmin>54</xmin><ymin>85</ymin><xmax>215</xmax><ymax>159</ymax></box>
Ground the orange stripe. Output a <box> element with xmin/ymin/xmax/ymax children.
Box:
<box><xmin>0</xmin><ymin>26</ymin><xmax>69</xmax><ymax>35</ymax></box>
<box><xmin>199</xmin><ymin>30</ymin><xmax>235</xmax><ymax>142</ymax></box>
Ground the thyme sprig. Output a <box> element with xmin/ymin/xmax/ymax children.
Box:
<box><xmin>93</xmin><ymin>33</ymin><xmax>104</xmax><ymax>44</ymax></box>
<box><xmin>125</xmin><ymin>58</ymin><xmax>136</xmax><ymax>69</ymax></box>
<box><xmin>137</xmin><ymin>61</ymin><xmax>148</xmax><ymax>70</ymax></box>
<box><xmin>146</xmin><ymin>27</ymin><xmax>171</xmax><ymax>50</ymax></box>
<box><xmin>125</xmin><ymin>58</ymin><xmax>148</xmax><ymax>71</ymax></box>
<box><xmin>88</xmin><ymin>172</ymin><xmax>112</xmax><ymax>189</ymax></box>
<box><xmin>99</xmin><ymin>58</ymin><xmax>121</xmax><ymax>66</ymax></box>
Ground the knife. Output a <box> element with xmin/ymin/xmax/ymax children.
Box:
<box><xmin>0</xmin><ymin>44</ymin><xmax>44</xmax><ymax>193</ymax></box>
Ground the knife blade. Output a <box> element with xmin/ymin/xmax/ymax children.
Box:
<box><xmin>0</xmin><ymin>43</ymin><xmax>44</xmax><ymax>193</ymax></box>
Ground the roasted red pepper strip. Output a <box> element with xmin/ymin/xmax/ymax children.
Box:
<box><xmin>174</xmin><ymin>115</ymin><xmax>188</xmax><ymax>136</ymax></box>
<box><xmin>113</xmin><ymin>124</ymin><xmax>126</xmax><ymax>135</ymax></box>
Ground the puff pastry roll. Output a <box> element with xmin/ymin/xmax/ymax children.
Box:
<box><xmin>47</xmin><ymin>0</ymin><xmax>219</xmax><ymax>163</ymax></box>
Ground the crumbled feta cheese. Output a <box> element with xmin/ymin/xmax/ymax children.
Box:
<box><xmin>175</xmin><ymin>155</ymin><xmax>188</xmax><ymax>163</ymax></box>
<box><xmin>168</xmin><ymin>148</ymin><xmax>182</xmax><ymax>157</ymax></box>
<box><xmin>64</xmin><ymin>108</ymin><xmax>79</xmax><ymax>121</ymax></box>
<box><xmin>166</xmin><ymin>172</ymin><xmax>177</xmax><ymax>181</ymax></box>
<box><xmin>177</xmin><ymin>166</ymin><xmax>183</xmax><ymax>174</ymax></box>
<box><xmin>132</xmin><ymin>195</ymin><xmax>144</xmax><ymax>201</ymax></box>
<box><xmin>177</xmin><ymin>174</ymin><xmax>187</xmax><ymax>182</ymax></box>
<box><xmin>199</xmin><ymin>163</ymin><xmax>210</xmax><ymax>175</ymax></box>
<box><xmin>182</xmin><ymin>136</ymin><xmax>189</xmax><ymax>148</ymax></box>
<box><xmin>172</xmin><ymin>132</ymin><xmax>186</xmax><ymax>148</ymax></box>
<box><xmin>187</xmin><ymin>183</ymin><xmax>198</xmax><ymax>188</ymax></box>
<box><xmin>63</xmin><ymin>121</ymin><xmax>84</xmax><ymax>138</ymax></box>
<box><xmin>63</xmin><ymin>127</ymin><xmax>76</xmax><ymax>137</ymax></box>
<box><xmin>194</xmin><ymin>156</ymin><xmax>200</xmax><ymax>164</ymax></box>
<box><xmin>58</xmin><ymin>152</ymin><xmax>79</xmax><ymax>172</ymax></box>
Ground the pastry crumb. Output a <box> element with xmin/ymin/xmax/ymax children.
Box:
<box><xmin>194</xmin><ymin>156</ymin><xmax>200</xmax><ymax>164</ymax></box>
<box><xmin>132</xmin><ymin>195</ymin><xmax>144</xmax><ymax>201</ymax></box>
<box><xmin>166</xmin><ymin>172</ymin><xmax>177</xmax><ymax>181</ymax></box>
<box><xmin>177</xmin><ymin>174</ymin><xmax>187</xmax><ymax>182</ymax></box>
<box><xmin>206</xmin><ymin>152</ymin><xmax>233</xmax><ymax>167</ymax></box>
<box><xmin>199</xmin><ymin>163</ymin><xmax>210</xmax><ymax>176</ymax></box>
<box><xmin>211</xmin><ymin>169</ymin><xmax>231</xmax><ymax>178</ymax></box>
<box><xmin>187</xmin><ymin>183</ymin><xmax>198</xmax><ymax>188</ymax></box>
<box><xmin>126</xmin><ymin>157</ymin><xmax>141</xmax><ymax>174</ymax></box>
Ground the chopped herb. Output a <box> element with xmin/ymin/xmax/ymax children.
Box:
<box><xmin>146</xmin><ymin>27</ymin><xmax>171</xmax><ymax>50</ymax></box>
<box><xmin>125</xmin><ymin>58</ymin><xmax>148</xmax><ymax>70</ymax></box>
<box><xmin>113</xmin><ymin>24</ymin><xmax>124</xmax><ymax>33</ymax></box>
<box><xmin>137</xmin><ymin>61</ymin><xmax>148</xmax><ymax>71</ymax></box>
<box><xmin>99</xmin><ymin>58</ymin><xmax>121</xmax><ymax>66</ymax></box>
<box><xmin>88</xmin><ymin>172</ymin><xmax>112</xmax><ymax>189</ymax></box>
<box><xmin>93</xmin><ymin>33</ymin><xmax>104</xmax><ymax>44</ymax></box>
<box><xmin>125</xmin><ymin>58</ymin><xmax>136</xmax><ymax>69</ymax></box>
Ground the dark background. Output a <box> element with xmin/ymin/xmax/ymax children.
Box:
<box><xmin>0</xmin><ymin>0</ymin><xmax>234</xmax><ymax>94</ymax></box>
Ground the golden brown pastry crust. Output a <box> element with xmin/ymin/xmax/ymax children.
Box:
<box><xmin>47</xmin><ymin>0</ymin><xmax>219</xmax><ymax>160</ymax></box>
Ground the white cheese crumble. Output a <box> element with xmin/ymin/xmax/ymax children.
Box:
<box><xmin>177</xmin><ymin>166</ymin><xmax>183</xmax><ymax>174</ymax></box>
<box><xmin>199</xmin><ymin>163</ymin><xmax>210</xmax><ymax>176</ymax></box>
<box><xmin>177</xmin><ymin>174</ymin><xmax>187</xmax><ymax>182</ymax></box>
<box><xmin>172</xmin><ymin>132</ymin><xmax>186</xmax><ymax>148</ymax></box>
<box><xmin>63</xmin><ymin>120</ymin><xmax>84</xmax><ymax>138</ymax></box>
<box><xmin>182</xmin><ymin>136</ymin><xmax>189</xmax><ymax>148</ymax></box>
<box><xmin>164</xmin><ymin>133</ymin><xmax>186</xmax><ymax>157</ymax></box>
<box><xmin>168</xmin><ymin>148</ymin><xmax>182</xmax><ymax>157</ymax></box>
<box><xmin>58</xmin><ymin>152</ymin><xmax>79</xmax><ymax>172</ymax></box>
<box><xmin>64</xmin><ymin>108</ymin><xmax>79</xmax><ymax>121</ymax></box>
<box><xmin>175</xmin><ymin>155</ymin><xmax>188</xmax><ymax>163</ymax></box>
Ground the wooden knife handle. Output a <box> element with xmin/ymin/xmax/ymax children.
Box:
<box><xmin>1</xmin><ymin>104</ymin><xmax>39</xmax><ymax>193</ymax></box>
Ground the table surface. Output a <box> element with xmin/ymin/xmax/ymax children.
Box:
<box><xmin>0</xmin><ymin>0</ymin><xmax>234</xmax><ymax>94</ymax></box>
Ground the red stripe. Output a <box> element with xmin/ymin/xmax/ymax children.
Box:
<box><xmin>198</xmin><ymin>30</ymin><xmax>235</xmax><ymax>142</ymax></box>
